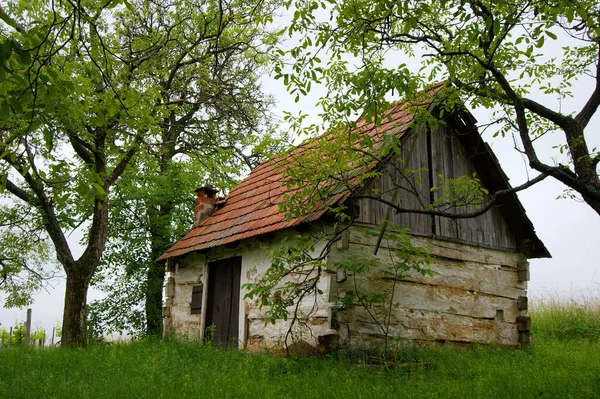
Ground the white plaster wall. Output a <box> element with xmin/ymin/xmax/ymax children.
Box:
<box><xmin>166</xmin><ymin>229</ymin><xmax>337</xmax><ymax>349</ymax></box>
<box><xmin>166</xmin><ymin>253</ymin><xmax>206</xmax><ymax>338</ymax></box>
<box><xmin>207</xmin><ymin>230</ymin><xmax>338</xmax><ymax>350</ymax></box>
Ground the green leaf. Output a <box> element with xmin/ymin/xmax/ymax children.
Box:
<box><xmin>10</xmin><ymin>97</ymin><xmax>23</xmax><ymax>114</ymax></box>
<box><xmin>92</xmin><ymin>183</ymin><xmax>106</xmax><ymax>197</ymax></box>
<box><xmin>28</xmin><ymin>117</ymin><xmax>42</xmax><ymax>133</ymax></box>
<box><xmin>124</xmin><ymin>0</ymin><xmax>136</xmax><ymax>12</ymax></box>
<box><xmin>492</xmin><ymin>19</ymin><xmax>500</xmax><ymax>36</ymax></box>
<box><xmin>0</xmin><ymin>10</ymin><xmax>18</xmax><ymax>29</ymax></box>
<box><xmin>96</xmin><ymin>112</ymin><xmax>105</xmax><ymax>126</ymax></box>
<box><xmin>536</xmin><ymin>35</ymin><xmax>544</xmax><ymax>48</ymax></box>
<box><xmin>18</xmin><ymin>51</ymin><xmax>31</xmax><ymax>65</ymax></box>
<box><xmin>76</xmin><ymin>183</ymin><xmax>88</xmax><ymax>197</ymax></box>
<box><xmin>107</xmin><ymin>0</ymin><xmax>122</xmax><ymax>9</ymax></box>
<box><xmin>43</xmin><ymin>128</ymin><xmax>54</xmax><ymax>152</ymax></box>
<box><xmin>0</xmin><ymin>100</ymin><xmax>9</xmax><ymax>116</ymax></box>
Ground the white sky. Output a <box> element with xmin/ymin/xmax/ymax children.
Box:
<box><xmin>1</xmin><ymin>10</ymin><xmax>599</xmax><ymax>335</ymax></box>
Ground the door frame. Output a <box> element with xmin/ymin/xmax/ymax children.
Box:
<box><xmin>202</xmin><ymin>256</ymin><xmax>242</xmax><ymax>347</ymax></box>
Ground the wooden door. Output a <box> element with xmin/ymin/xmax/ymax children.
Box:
<box><xmin>205</xmin><ymin>257</ymin><xmax>241</xmax><ymax>347</ymax></box>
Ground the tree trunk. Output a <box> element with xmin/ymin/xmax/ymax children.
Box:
<box><xmin>61</xmin><ymin>270</ymin><xmax>93</xmax><ymax>347</ymax></box>
<box><xmin>145</xmin><ymin>200</ymin><xmax>174</xmax><ymax>336</ymax></box>
<box><xmin>582</xmin><ymin>193</ymin><xmax>600</xmax><ymax>216</ymax></box>
<box><xmin>145</xmin><ymin>257</ymin><xmax>166</xmax><ymax>336</ymax></box>
<box><xmin>144</xmin><ymin>149</ymin><xmax>175</xmax><ymax>336</ymax></box>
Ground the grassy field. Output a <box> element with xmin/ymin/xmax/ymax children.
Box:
<box><xmin>1</xmin><ymin>296</ymin><xmax>599</xmax><ymax>399</ymax></box>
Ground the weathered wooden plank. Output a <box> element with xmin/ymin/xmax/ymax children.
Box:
<box><xmin>431</xmin><ymin>126</ymin><xmax>456</xmax><ymax>239</ymax></box>
<box><xmin>427</xmin><ymin>125</ymin><xmax>517</xmax><ymax>251</ymax></box>
<box><xmin>340</xmin><ymin>308</ymin><xmax>518</xmax><ymax>346</ymax></box>
<box><xmin>354</xmin><ymin>123</ymin><xmax>518</xmax><ymax>251</ymax></box>
<box><xmin>331</xmin><ymin>276</ymin><xmax>520</xmax><ymax>322</ymax></box>
<box><xmin>397</xmin><ymin>128</ymin><xmax>432</xmax><ymax>234</ymax></box>
<box><xmin>516</xmin><ymin>316</ymin><xmax>531</xmax><ymax>332</ymax></box>
<box><xmin>354</xmin><ymin>128</ymin><xmax>432</xmax><ymax>235</ymax></box>
<box><xmin>327</xmin><ymin>244</ymin><xmax>526</xmax><ymax>299</ymax></box>
<box><xmin>165</xmin><ymin>277</ymin><xmax>175</xmax><ymax>298</ymax></box>
<box><xmin>347</xmin><ymin>226</ymin><xmax>526</xmax><ymax>267</ymax></box>
<box><xmin>206</xmin><ymin>257</ymin><xmax>242</xmax><ymax>347</ymax></box>
<box><xmin>517</xmin><ymin>261</ymin><xmax>530</xmax><ymax>282</ymax></box>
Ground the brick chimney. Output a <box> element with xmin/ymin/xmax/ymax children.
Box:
<box><xmin>193</xmin><ymin>185</ymin><xmax>218</xmax><ymax>227</ymax></box>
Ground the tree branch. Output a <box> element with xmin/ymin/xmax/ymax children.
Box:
<box><xmin>66</xmin><ymin>129</ymin><xmax>95</xmax><ymax>165</ymax></box>
<box><xmin>352</xmin><ymin>173</ymin><xmax>549</xmax><ymax>220</ymax></box>
<box><xmin>521</xmin><ymin>97</ymin><xmax>573</xmax><ymax>130</ymax></box>
<box><xmin>5</xmin><ymin>179</ymin><xmax>39</xmax><ymax>206</ymax></box>
<box><xmin>575</xmin><ymin>42</ymin><xmax>600</xmax><ymax>128</ymax></box>
<box><xmin>107</xmin><ymin>133</ymin><xmax>143</xmax><ymax>186</ymax></box>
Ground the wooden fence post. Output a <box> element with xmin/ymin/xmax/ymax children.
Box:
<box><xmin>51</xmin><ymin>327</ymin><xmax>55</xmax><ymax>346</ymax></box>
<box><xmin>25</xmin><ymin>309</ymin><xmax>32</xmax><ymax>347</ymax></box>
<box><xmin>8</xmin><ymin>327</ymin><xmax>12</xmax><ymax>349</ymax></box>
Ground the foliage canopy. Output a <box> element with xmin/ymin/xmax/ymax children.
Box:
<box><xmin>278</xmin><ymin>0</ymin><xmax>600</xmax><ymax>216</ymax></box>
<box><xmin>0</xmin><ymin>0</ymin><xmax>280</xmax><ymax>344</ymax></box>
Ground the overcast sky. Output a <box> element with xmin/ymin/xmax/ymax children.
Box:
<box><xmin>1</xmin><ymin>11</ymin><xmax>599</xmax><ymax>335</ymax></box>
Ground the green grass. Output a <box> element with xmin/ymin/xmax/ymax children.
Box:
<box><xmin>1</xmin><ymin>296</ymin><xmax>600</xmax><ymax>399</ymax></box>
<box><xmin>530</xmin><ymin>290</ymin><xmax>600</xmax><ymax>342</ymax></box>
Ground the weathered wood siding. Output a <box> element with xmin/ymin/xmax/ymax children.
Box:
<box><xmin>357</xmin><ymin>125</ymin><xmax>433</xmax><ymax>235</ymax></box>
<box><xmin>327</xmin><ymin>227</ymin><xmax>528</xmax><ymax>346</ymax></box>
<box><xmin>431</xmin><ymin>125</ymin><xmax>516</xmax><ymax>249</ymax></box>
<box><xmin>354</xmin><ymin>125</ymin><xmax>517</xmax><ymax>251</ymax></box>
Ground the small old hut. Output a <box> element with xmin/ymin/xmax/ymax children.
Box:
<box><xmin>158</xmin><ymin>86</ymin><xmax>549</xmax><ymax>349</ymax></box>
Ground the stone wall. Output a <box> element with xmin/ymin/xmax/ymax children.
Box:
<box><xmin>164</xmin><ymin>253</ymin><xmax>206</xmax><ymax>338</ymax></box>
<box><xmin>165</xmin><ymin>225</ymin><xmax>531</xmax><ymax>349</ymax></box>
<box><xmin>327</xmin><ymin>226</ymin><xmax>530</xmax><ymax>347</ymax></box>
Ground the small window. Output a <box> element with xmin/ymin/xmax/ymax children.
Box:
<box><xmin>191</xmin><ymin>284</ymin><xmax>203</xmax><ymax>314</ymax></box>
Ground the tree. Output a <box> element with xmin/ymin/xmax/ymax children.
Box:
<box><xmin>278</xmin><ymin>0</ymin><xmax>600</xmax><ymax>216</ymax></box>
<box><xmin>0</xmin><ymin>0</ymin><xmax>278</xmax><ymax>345</ymax></box>
<box><xmin>1</xmin><ymin>0</ymin><xmax>159</xmax><ymax>346</ymax></box>
<box><xmin>0</xmin><ymin>203</ymin><xmax>58</xmax><ymax>307</ymax></box>
<box><xmin>87</xmin><ymin>0</ymin><xmax>282</xmax><ymax>337</ymax></box>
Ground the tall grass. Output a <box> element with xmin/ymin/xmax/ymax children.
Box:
<box><xmin>0</xmin><ymin>294</ymin><xmax>599</xmax><ymax>398</ymax></box>
<box><xmin>2</xmin><ymin>338</ymin><xmax>600</xmax><ymax>398</ymax></box>
<box><xmin>530</xmin><ymin>288</ymin><xmax>600</xmax><ymax>341</ymax></box>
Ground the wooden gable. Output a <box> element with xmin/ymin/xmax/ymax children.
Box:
<box><xmin>353</xmin><ymin>116</ymin><xmax>528</xmax><ymax>253</ymax></box>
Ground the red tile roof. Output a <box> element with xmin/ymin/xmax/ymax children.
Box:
<box><xmin>157</xmin><ymin>86</ymin><xmax>443</xmax><ymax>261</ymax></box>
